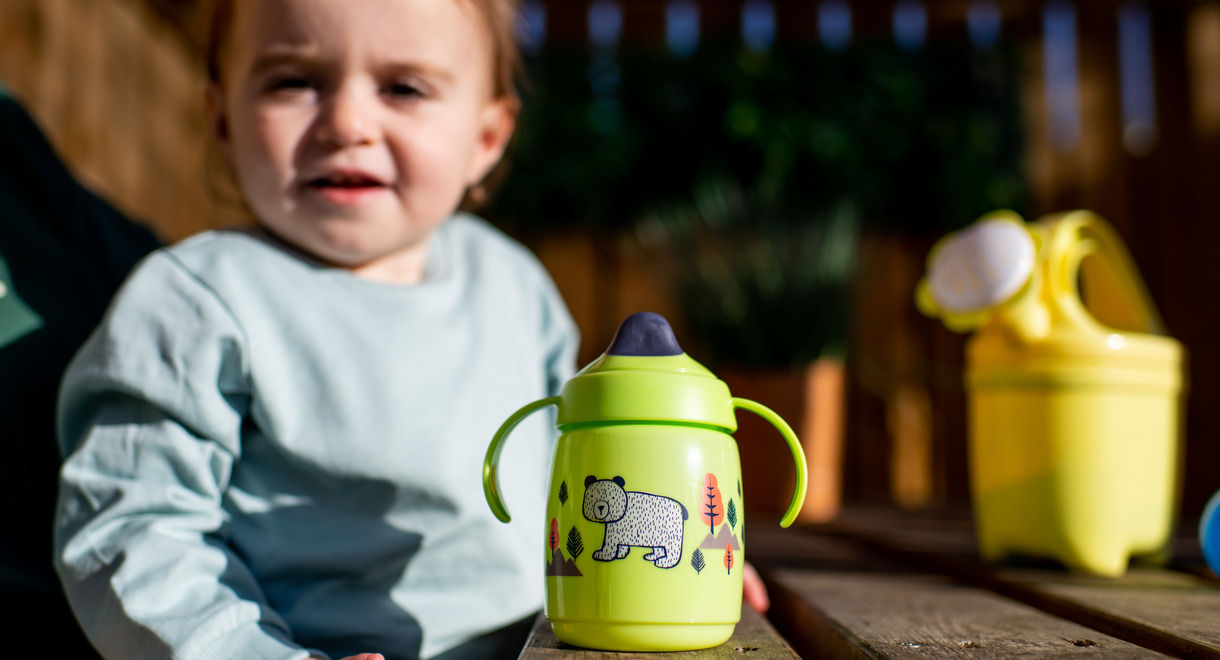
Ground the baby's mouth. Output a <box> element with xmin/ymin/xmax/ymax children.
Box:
<box><xmin>306</xmin><ymin>172</ymin><xmax>386</xmax><ymax>190</ymax></box>
<box><xmin>304</xmin><ymin>171</ymin><xmax>390</xmax><ymax>205</ymax></box>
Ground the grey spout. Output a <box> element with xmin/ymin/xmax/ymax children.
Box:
<box><xmin>606</xmin><ymin>312</ymin><xmax>684</xmax><ymax>356</ymax></box>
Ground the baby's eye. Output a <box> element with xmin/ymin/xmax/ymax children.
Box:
<box><xmin>266</xmin><ymin>76</ymin><xmax>316</xmax><ymax>93</ymax></box>
<box><xmin>383</xmin><ymin>80</ymin><xmax>426</xmax><ymax>99</ymax></box>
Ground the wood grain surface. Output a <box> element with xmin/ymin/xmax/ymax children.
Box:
<box><xmin>518</xmin><ymin>603</ymin><xmax>799</xmax><ymax>659</ymax></box>
<box><xmin>791</xmin><ymin>507</ymin><xmax>1220</xmax><ymax>659</ymax></box>
<box><xmin>750</xmin><ymin>526</ymin><xmax>1164</xmax><ymax>659</ymax></box>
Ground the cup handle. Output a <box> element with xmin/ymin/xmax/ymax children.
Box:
<box><xmin>732</xmin><ymin>397</ymin><xmax>808</xmax><ymax>528</ymax></box>
<box><xmin>483</xmin><ymin>396</ymin><xmax>562</xmax><ymax>523</ymax></box>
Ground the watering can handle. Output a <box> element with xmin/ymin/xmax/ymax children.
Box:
<box><xmin>483</xmin><ymin>396</ymin><xmax>561</xmax><ymax>523</ymax></box>
<box><xmin>1040</xmin><ymin>210</ymin><xmax>1166</xmax><ymax>335</ymax></box>
<box><xmin>732</xmin><ymin>397</ymin><xmax>808</xmax><ymax>528</ymax></box>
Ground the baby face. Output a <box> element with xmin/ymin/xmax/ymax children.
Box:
<box><xmin>212</xmin><ymin>0</ymin><xmax>514</xmax><ymax>282</ymax></box>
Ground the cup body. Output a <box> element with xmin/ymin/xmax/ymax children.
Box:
<box><xmin>543</xmin><ymin>423</ymin><xmax>744</xmax><ymax>651</ymax></box>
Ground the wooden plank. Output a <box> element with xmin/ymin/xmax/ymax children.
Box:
<box><xmin>825</xmin><ymin>507</ymin><xmax>1220</xmax><ymax>659</ymax></box>
<box><xmin>1170</xmin><ymin>530</ymin><xmax>1220</xmax><ymax>585</ymax></box>
<box><xmin>519</xmin><ymin>604</ymin><xmax>799</xmax><ymax>659</ymax></box>
<box><xmin>750</xmin><ymin>528</ymin><xmax>1164</xmax><ymax>659</ymax></box>
<box><xmin>995</xmin><ymin>569</ymin><xmax>1220</xmax><ymax>659</ymax></box>
<box><xmin>770</xmin><ymin>569</ymin><xmax>1165</xmax><ymax>659</ymax></box>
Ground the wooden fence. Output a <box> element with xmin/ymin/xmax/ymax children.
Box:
<box><xmin>3</xmin><ymin>0</ymin><xmax>1219</xmax><ymax>517</ymax></box>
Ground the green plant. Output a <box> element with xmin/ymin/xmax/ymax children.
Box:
<box><xmin>639</xmin><ymin>182</ymin><xmax>859</xmax><ymax>368</ymax></box>
<box><xmin>487</xmin><ymin>38</ymin><xmax>1027</xmax><ymax>367</ymax></box>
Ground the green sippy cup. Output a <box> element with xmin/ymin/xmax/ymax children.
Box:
<box><xmin>483</xmin><ymin>312</ymin><xmax>808</xmax><ymax>652</ymax></box>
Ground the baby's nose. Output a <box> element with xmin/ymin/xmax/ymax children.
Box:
<box><xmin>316</xmin><ymin>86</ymin><xmax>380</xmax><ymax>147</ymax></box>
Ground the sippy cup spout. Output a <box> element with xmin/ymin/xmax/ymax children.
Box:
<box><xmin>606</xmin><ymin>311</ymin><xmax>684</xmax><ymax>356</ymax></box>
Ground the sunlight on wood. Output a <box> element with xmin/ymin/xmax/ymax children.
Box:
<box><xmin>888</xmin><ymin>383</ymin><xmax>934</xmax><ymax>510</ymax></box>
<box><xmin>1189</xmin><ymin>4</ymin><xmax>1220</xmax><ymax>137</ymax></box>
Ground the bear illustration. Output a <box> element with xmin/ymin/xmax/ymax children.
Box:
<box><xmin>582</xmin><ymin>475</ymin><xmax>688</xmax><ymax>569</ymax></box>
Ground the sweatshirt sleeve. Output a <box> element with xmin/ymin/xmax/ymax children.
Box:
<box><xmin>54</xmin><ymin>252</ymin><xmax>313</xmax><ymax>660</ymax></box>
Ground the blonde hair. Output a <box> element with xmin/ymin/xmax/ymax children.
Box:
<box><xmin>206</xmin><ymin>0</ymin><xmax>523</xmax><ymax>103</ymax></box>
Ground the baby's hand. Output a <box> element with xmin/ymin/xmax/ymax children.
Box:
<box><xmin>743</xmin><ymin>561</ymin><xmax>770</xmax><ymax>613</ymax></box>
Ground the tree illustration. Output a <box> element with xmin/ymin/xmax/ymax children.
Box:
<box><xmin>549</xmin><ymin>518</ymin><xmax>559</xmax><ymax>553</ymax></box>
<box><xmin>727</xmin><ymin>499</ymin><xmax>738</xmax><ymax>530</ymax></box>
<box><xmin>738</xmin><ymin>480</ymin><xmax>742</xmax><ymax>498</ymax></box>
<box><xmin>558</xmin><ymin>481</ymin><xmax>569</xmax><ymax>505</ymax></box>
<box><xmin>702</xmin><ymin>473</ymin><xmax>724</xmax><ymax>534</ymax></box>
<box><xmin>724</xmin><ymin>543</ymin><xmax>734</xmax><ymax>575</ymax></box>
<box><xmin>566</xmin><ymin>526</ymin><xmax>584</xmax><ymax>560</ymax></box>
<box><xmin>691</xmin><ymin>549</ymin><xmax>706</xmax><ymax>574</ymax></box>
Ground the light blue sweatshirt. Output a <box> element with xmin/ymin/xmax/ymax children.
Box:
<box><xmin>54</xmin><ymin>215</ymin><xmax>578</xmax><ymax>659</ymax></box>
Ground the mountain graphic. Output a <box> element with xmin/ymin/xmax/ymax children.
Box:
<box><xmin>546</xmin><ymin>548</ymin><xmax>582</xmax><ymax>576</ymax></box>
<box><xmin>699</xmin><ymin>525</ymin><xmax>741</xmax><ymax>551</ymax></box>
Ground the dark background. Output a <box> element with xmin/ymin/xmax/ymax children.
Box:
<box><xmin>1</xmin><ymin>0</ymin><xmax>1215</xmax><ymax>520</ymax></box>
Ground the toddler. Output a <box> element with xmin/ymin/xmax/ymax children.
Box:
<box><xmin>53</xmin><ymin>0</ymin><xmax>577</xmax><ymax>658</ymax></box>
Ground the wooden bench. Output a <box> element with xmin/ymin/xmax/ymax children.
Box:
<box><xmin>757</xmin><ymin>507</ymin><xmax>1220</xmax><ymax>659</ymax></box>
<box><xmin>522</xmin><ymin>507</ymin><xmax>1220</xmax><ymax>658</ymax></box>
<box><xmin>519</xmin><ymin>604</ymin><xmax>799</xmax><ymax>659</ymax></box>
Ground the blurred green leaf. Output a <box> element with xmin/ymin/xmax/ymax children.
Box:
<box><xmin>487</xmin><ymin>38</ymin><xmax>1028</xmax><ymax>365</ymax></box>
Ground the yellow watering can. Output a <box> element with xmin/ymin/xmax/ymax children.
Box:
<box><xmin>917</xmin><ymin>210</ymin><xmax>1186</xmax><ymax>577</ymax></box>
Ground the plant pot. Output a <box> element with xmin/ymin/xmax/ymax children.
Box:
<box><xmin>720</xmin><ymin>357</ymin><xmax>845</xmax><ymax>524</ymax></box>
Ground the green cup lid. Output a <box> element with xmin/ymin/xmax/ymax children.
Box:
<box><xmin>555</xmin><ymin>312</ymin><xmax>737</xmax><ymax>430</ymax></box>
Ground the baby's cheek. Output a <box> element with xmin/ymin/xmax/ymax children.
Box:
<box><xmin>230</xmin><ymin>127</ymin><xmax>292</xmax><ymax>196</ymax></box>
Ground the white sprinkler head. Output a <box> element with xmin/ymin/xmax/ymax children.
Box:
<box><xmin>927</xmin><ymin>216</ymin><xmax>1036</xmax><ymax>314</ymax></box>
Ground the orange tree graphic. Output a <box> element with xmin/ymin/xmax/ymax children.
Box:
<box><xmin>724</xmin><ymin>542</ymin><xmax>734</xmax><ymax>575</ymax></box>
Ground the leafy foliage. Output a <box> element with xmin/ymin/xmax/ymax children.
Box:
<box><xmin>691</xmin><ymin>548</ymin><xmax>706</xmax><ymax>574</ymax></box>
<box><xmin>727</xmin><ymin>499</ymin><xmax>738</xmax><ymax>530</ymax></box>
<box><xmin>724</xmin><ymin>543</ymin><xmax>735</xmax><ymax>575</ymax></box>
<box><xmin>486</xmin><ymin>40</ymin><xmax>1027</xmax><ymax>367</ymax></box>
<box><xmin>494</xmin><ymin>42</ymin><xmax>1026</xmax><ymax>238</ymax></box>
<box><xmin>558</xmin><ymin>481</ymin><xmax>568</xmax><ymax>506</ymax></box>
<box><xmin>647</xmin><ymin>191</ymin><xmax>859</xmax><ymax>366</ymax></box>
<box><xmin>549</xmin><ymin>518</ymin><xmax>558</xmax><ymax>553</ymax></box>
<box><xmin>566</xmin><ymin>526</ymin><xmax>584</xmax><ymax>560</ymax></box>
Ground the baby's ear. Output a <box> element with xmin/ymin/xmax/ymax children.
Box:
<box><xmin>465</xmin><ymin>97</ymin><xmax>517</xmax><ymax>185</ymax></box>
